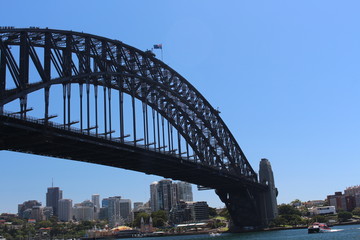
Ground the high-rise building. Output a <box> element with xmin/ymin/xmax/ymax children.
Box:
<box><xmin>175</xmin><ymin>182</ymin><xmax>193</xmax><ymax>202</ymax></box>
<box><xmin>150</xmin><ymin>180</ymin><xmax>193</xmax><ymax>213</ymax></box>
<box><xmin>92</xmin><ymin>194</ymin><xmax>100</xmax><ymax>219</ymax></box>
<box><xmin>18</xmin><ymin>200</ymin><xmax>41</xmax><ymax>219</ymax></box>
<box><xmin>58</xmin><ymin>199</ymin><xmax>73</xmax><ymax>222</ymax></box>
<box><xmin>46</xmin><ymin>187</ymin><xmax>63</xmax><ymax>216</ymax></box>
<box><xmin>150</xmin><ymin>182</ymin><xmax>158</xmax><ymax>212</ymax></box>
<box><xmin>158</xmin><ymin>180</ymin><xmax>173</xmax><ymax>211</ymax></box>
<box><xmin>73</xmin><ymin>200</ymin><xmax>94</xmax><ymax>221</ymax></box>
<box><xmin>102</xmin><ymin>198</ymin><xmax>110</xmax><ymax>208</ymax></box>
<box><xmin>120</xmin><ymin>199</ymin><xmax>132</xmax><ymax>223</ymax></box>
<box><xmin>108</xmin><ymin>196</ymin><xmax>122</xmax><ymax>227</ymax></box>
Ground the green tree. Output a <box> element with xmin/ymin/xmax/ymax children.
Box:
<box><xmin>218</xmin><ymin>208</ymin><xmax>230</xmax><ymax>220</ymax></box>
<box><xmin>338</xmin><ymin>211</ymin><xmax>352</xmax><ymax>222</ymax></box>
<box><xmin>208</xmin><ymin>207</ymin><xmax>217</xmax><ymax>218</ymax></box>
<box><xmin>311</xmin><ymin>214</ymin><xmax>326</xmax><ymax>223</ymax></box>
<box><xmin>278</xmin><ymin>204</ymin><xmax>301</xmax><ymax>216</ymax></box>
<box><xmin>132</xmin><ymin>212</ymin><xmax>150</xmax><ymax>227</ymax></box>
<box><xmin>352</xmin><ymin>207</ymin><xmax>360</xmax><ymax>216</ymax></box>
<box><xmin>151</xmin><ymin>210</ymin><xmax>168</xmax><ymax>227</ymax></box>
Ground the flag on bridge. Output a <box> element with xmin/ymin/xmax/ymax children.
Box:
<box><xmin>153</xmin><ymin>44</ymin><xmax>162</xmax><ymax>49</ymax></box>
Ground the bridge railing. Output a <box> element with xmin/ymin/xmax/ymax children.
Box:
<box><xmin>0</xmin><ymin>110</ymin><xmax>199</xmax><ymax>162</ymax></box>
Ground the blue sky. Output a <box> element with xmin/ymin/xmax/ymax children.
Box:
<box><xmin>1</xmin><ymin>0</ymin><xmax>360</xmax><ymax>213</ymax></box>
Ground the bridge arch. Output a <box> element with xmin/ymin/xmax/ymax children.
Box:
<box><xmin>0</xmin><ymin>28</ymin><xmax>256</xmax><ymax>182</ymax></box>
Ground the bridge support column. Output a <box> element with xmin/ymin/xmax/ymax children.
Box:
<box><xmin>216</xmin><ymin>158</ymin><xmax>278</xmax><ymax>232</ymax></box>
<box><xmin>216</xmin><ymin>188</ymin><xmax>265</xmax><ymax>232</ymax></box>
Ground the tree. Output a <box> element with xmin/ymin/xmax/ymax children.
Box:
<box><xmin>311</xmin><ymin>214</ymin><xmax>326</xmax><ymax>223</ymax></box>
<box><xmin>218</xmin><ymin>208</ymin><xmax>230</xmax><ymax>220</ymax></box>
<box><xmin>338</xmin><ymin>211</ymin><xmax>352</xmax><ymax>222</ymax></box>
<box><xmin>151</xmin><ymin>210</ymin><xmax>168</xmax><ymax>227</ymax></box>
<box><xmin>352</xmin><ymin>207</ymin><xmax>360</xmax><ymax>216</ymax></box>
<box><xmin>278</xmin><ymin>204</ymin><xmax>301</xmax><ymax>216</ymax></box>
<box><xmin>132</xmin><ymin>212</ymin><xmax>150</xmax><ymax>228</ymax></box>
<box><xmin>208</xmin><ymin>207</ymin><xmax>217</xmax><ymax>218</ymax></box>
<box><xmin>290</xmin><ymin>199</ymin><xmax>302</xmax><ymax>207</ymax></box>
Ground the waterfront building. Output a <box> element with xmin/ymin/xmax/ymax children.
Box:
<box><xmin>58</xmin><ymin>199</ymin><xmax>73</xmax><ymax>222</ymax></box>
<box><xmin>328</xmin><ymin>192</ymin><xmax>343</xmax><ymax>210</ymax></box>
<box><xmin>169</xmin><ymin>200</ymin><xmax>192</xmax><ymax>224</ymax></box>
<box><xmin>304</xmin><ymin>200</ymin><xmax>326</xmax><ymax>208</ymax></box>
<box><xmin>355</xmin><ymin>194</ymin><xmax>360</xmax><ymax>208</ymax></box>
<box><xmin>192</xmin><ymin>201</ymin><xmax>209</xmax><ymax>221</ymax></box>
<box><xmin>327</xmin><ymin>191</ymin><xmax>355</xmax><ymax>211</ymax></box>
<box><xmin>120</xmin><ymin>199</ymin><xmax>132</xmax><ymax>223</ymax></box>
<box><xmin>309</xmin><ymin>206</ymin><xmax>336</xmax><ymax>215</ymax></box>
<box><xmin>46</xmin><ymin>187</ymin><xmax>63</xmax><ymax>216</ymax></box>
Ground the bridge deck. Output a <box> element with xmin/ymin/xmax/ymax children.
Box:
<box><xmin>0</xmin><ymin>115</ymin><xmax>266</xmax><ymax>191</ymax></box>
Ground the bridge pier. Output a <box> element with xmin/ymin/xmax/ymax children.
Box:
<box><xmin>216</xmin><ymin>187</ymin><xmax>264</xmax><ymax>231</ymax></box>
<box><xmin>216</xmin><ymin>158</ymin><xmax>278</xmax><ymax>232</ymax></box>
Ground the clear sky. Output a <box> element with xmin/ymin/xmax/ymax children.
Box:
<box><xmin>1</xmin><ymin>0</ymin><xmax>360</xmax><ymax>214</ymax></box>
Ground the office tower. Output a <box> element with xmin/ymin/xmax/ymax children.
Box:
<box><xmin>46</xmin><ymin>187</ymin><xmax>63</xmax><ymax>216</ymax></box>
<box><xmin>92</xmin><ymin>194</ymin><xmax>100</xmax><ymax>219</ymax></box>
<box><xmin>58</xmin><ymin>199</ymin><xmax>73</xmax><ymax>222</ymax></box>
<box><xmin>73</xmin><ymin>200</ymin><xmax>94</xmax><ymax>221</ymax></box>
<box><xmin>175</xmin><ymin>182</ymin><xmax>193</xmax><ymax>202</ymax></box>
<box><xmin>150</xmin><ymin>179</ymin><xmax>174</xmax><ymax>212</ymax></box>
<box><xmin>108</xmin><ymin>196</ymin><xmax>122</xmax><ymax>227</ymax></box>
<box><xmin>102</xmin><ymin>198</ymin><xmax>110</xmax><ymax>208</ymax></box>
<box><xmin>150</xmin><ymin>182</ymin><xmax>158</xmax><ymax>212</ymax></box>
<box><xmin>18</xmin><ymin>200</ymin><xmax>41</xmax><ymax>218</ymax></box>
<box><xmin>120</xmin><ymin>199</ymin><xmax>132</xmax><ymax>223</ymax></box>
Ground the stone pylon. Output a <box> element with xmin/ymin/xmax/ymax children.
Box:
<box><xmin>259</xmin><ymin>158</ymin><xmax>278</xmax><ymax>224</ymax></box>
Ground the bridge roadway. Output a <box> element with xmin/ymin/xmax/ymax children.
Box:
<box><xmin>0</xmin><ymin>114</ymin><xmax>267</xmax><ymax>193</ymax></box>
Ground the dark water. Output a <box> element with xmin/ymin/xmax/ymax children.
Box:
<box><xmin>116</xmin><ymin>224</ymin><xmax>360</xmax><ymax>240</ymax></box>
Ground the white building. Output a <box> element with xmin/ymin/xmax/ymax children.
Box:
<box><xmin>73</xmin><ymin>200</ymin><xmax>94</xmax><ymax>221</ymax></box>
<box><xmin>58</xmin><ymin>199</ymin><xmax>73</xmax><ymax>222</ymax></box>
<box><xmin>309</xmin><ymin>206</ymin><xmax>336</xmax><ymax>216</ymax></box>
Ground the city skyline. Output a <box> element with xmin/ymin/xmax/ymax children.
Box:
<box><xmin>1</xmin><ymin>0</ymin><xmax>360</xmax><ymax>214</ymax></box>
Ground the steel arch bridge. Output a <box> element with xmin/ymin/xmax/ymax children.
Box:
<box><xmin>0</xmin><ymin>28</ymin><xmax>277</xmax><ymax>229</ymax></box>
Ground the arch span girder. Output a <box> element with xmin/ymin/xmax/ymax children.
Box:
<box><xmin>0</xmin><ymin>28</ymin><xmax>257</xmax><ymax>182</ymax></box>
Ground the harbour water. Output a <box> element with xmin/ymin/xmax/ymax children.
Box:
<box><xmin>115</xmin><ymin>224</ymin><xmax>360</xmax><ymax>240</ymax></box>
